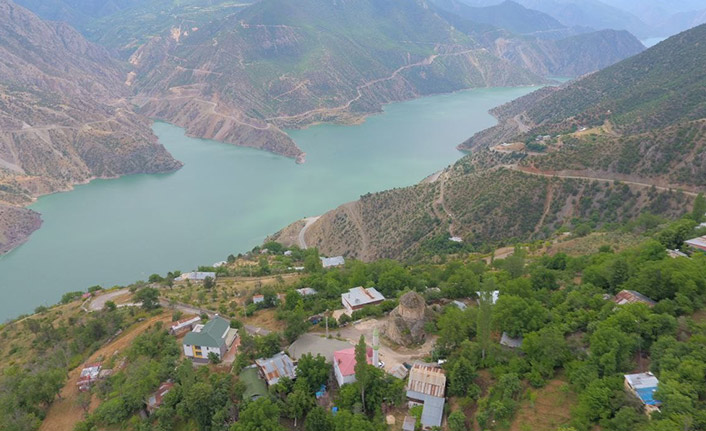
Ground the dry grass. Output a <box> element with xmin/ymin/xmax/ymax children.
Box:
<box><xmin>509</xmin><ymin>376</ymin><xmax>576</xmax><ymax>431</ymax></box>
<box><xmin>39</xmin><ymin>312</ymin><xmax>173</xmax><ymax>431</ymax></box>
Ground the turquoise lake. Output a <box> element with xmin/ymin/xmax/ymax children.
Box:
<box><xmin>0</xmin><ymin>86</ymin><xmax>539</xmax><ymax>320</ymax></box>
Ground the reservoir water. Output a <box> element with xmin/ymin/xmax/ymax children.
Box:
<box><xmin>0</xmin><ymin>86</ymin><xmax>539</xmax><ymax>320</ymax></box>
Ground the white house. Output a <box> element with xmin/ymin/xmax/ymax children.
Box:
<box><xmin>333</xmin><ymin>347</ymin><xmax>372</xmax><ymax>387</ymax></box>
<box><xmin>341</xmin><ymin>286</ymin><xmax>385</xmax><ymax>314</ymax></box>
<box><xmin>321</xmin><ymin>256</ymin><xmax>345</xmax><ymax>268</ymax></box>
<box><xmin>175</xmin><ymin>272</ymin><xmax>216</xmax><ymax>282</ymax></box>
<box><xmin>182</xmin><ymin>316</ymin><xmax>238</xmax><ymax>363</ymax></box>
<box><xmin>625</xmin><ymin>372</ymin><xmax>661</xmax><ymax>414</ymax></box>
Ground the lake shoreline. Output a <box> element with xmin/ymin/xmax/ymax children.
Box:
<box><xmin>0</xmin><ymin>86</ymin><xmax>542</xmax><ymax>321</ymax></box>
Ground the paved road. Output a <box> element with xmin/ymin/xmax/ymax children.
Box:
<box><xmin>298</xmin><ymin>216</ymin><xmax>320</xmax><ymax>249</ymax></box>
<box><xmin>87</xmin><ymin>288</ymin><xmax>130</xmax><ymax>311</ymax></box>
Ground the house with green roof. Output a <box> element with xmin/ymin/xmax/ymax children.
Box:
<box><xmin>182</xmin><ymin>316</ymin><xmax>238</xmax><ymax>363</ymax></box>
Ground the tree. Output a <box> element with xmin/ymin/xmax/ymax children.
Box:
<box><xmin>231</xmin><ymin>397</ymin><xmax>283</xmax><ymax>431</ymax></box>
<box><xmin>183</xmin><ymin>382</ymin><xmax>214</xmax><ymax>431</ymax></box>
<box><xmin>203</xmin><ymin>276</ymin><xmax>215</xmax><ymax>290</ymax></box>
<box><xmin>354</xmin><ymin>335</ymin><xmax>370</xmax><ymax>409</ymax></box>
<box><xmin>448</xmin><ymin>357</ymin><xmax>477</xmax><ymax>396</ymax></box>
<box><xmin>208</xmin><ymin>352</ymin><xmax>221</xmax><ymax>364</ymax></box>
<box><xmin>448</xmin><ymin>410</ymin><xmax>467</xmax><ymax>431</ymax></box>
<box><xmin>692</xmin><ymin>193</ymin><xmax>706</xmax><ymax>223</ymax></box>
<box><xmin>104</xmin><ymin>300</ymin><xmax>117</xmax><ymax>312</ymax></box>
<box><xmin>305</xmin><ymin>406</ymin><xmax>334</xmax><ymax>431</ymax></box>
<box><xmin>134</xmin><ymin>287</ymin><xmax>160</xmax><ymax>310</ymax></box>
<box><xmin>296</xmin><ymin>354</ymin><xmax>331</xmax><ymax>394</ymax></box>
<box><xmin>286</xmin><ymin>383</ymin><xmax>314</xmax><ymax>427</ymax></box>
<box><xmin>476</xmin><ymin>279</ymin><xmax>494</xmax><ymax>361</ymax></box>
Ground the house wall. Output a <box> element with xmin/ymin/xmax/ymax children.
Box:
<box><xmin>333</xmin><ymin>361</ymin><xmax>356</xmax><ymax>387</ymax></box>
<box><xmin>184</xmin><ymin>344</ymin><xmax>222</xmax><ymax>360</ymax></box>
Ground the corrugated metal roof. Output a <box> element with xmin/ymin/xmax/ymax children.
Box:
<box><xmin>686</xmin><ymin>236</ymin><xmax>706</xmax><ymax>250</ymax></box>
<box><xmin>255</xmin><ymin>352</ymin><xmax>296</xmax><ymax>385</ymax></box>
<box><xmin>613</xmin><ymin>290</ymin><xmax>655</xmax><ymax>306</ymax></box>
<box><xmin>407</xmin><ymin>363</ymin><xmax>446</xmax><ymax>398</ymax></box>
<box><xmin>420</xmin><ymin>394</ymin><xmax>445</xmax><ymax>428</ymax></box>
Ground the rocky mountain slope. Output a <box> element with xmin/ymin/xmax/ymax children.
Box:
<box><xmin>14</xmin><ymin>0</ymin><xmax>645</xmax><ymax>161</ymax></box>
<box><xmin>271</xmin><ymin>25</ymin><xmax>706</xmax><ymax>261</ymax></box>
<box><xmin>127</xmin><ymin>0</ymin><xmax>545</xmax><ymax>160</ymax></box>
<box><xmin>0</xmin><ymin>0</ymin><xmax>181</xmax><ymax>253</ymax></box>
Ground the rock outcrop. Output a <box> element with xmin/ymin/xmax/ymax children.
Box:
<box><xmin>384</xmin><ymin>292</ymin><xmax>429</xmax><ymax>346</ymax></box>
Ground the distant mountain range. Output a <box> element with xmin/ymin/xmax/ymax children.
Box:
<box><xmin>272</xmin><ymin>24</ymin><xmax>706</xmax><ymax>260</ymax></box>
<box><xmin>0</xmin><ymin>0</ymin><xmax>648</xmax><ymax>253</ymax></box>
<box><xmin>457</xmin><ymin>0</ymin><xmax>706</xmax><ymax>39</ymax></box>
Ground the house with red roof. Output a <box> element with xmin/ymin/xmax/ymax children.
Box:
<box><xmin>333</xmin><ymin>346</ymin><xmax>372</xmax><ymax>387</ymax></box>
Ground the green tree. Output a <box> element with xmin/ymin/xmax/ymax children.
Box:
<box><xmin>476</xmin><ymin>279</ymin><xmax>494</xmax><ymax>361</ymax></box>
<box><xmin>231</xmin><ymin>397</ymin><xmax>283</xmax><ymax>431</ymax></box>
<box><xmin>305</xmin><ymin>406</ymin><xmax>334</xmax><ymax>431</ymax></box>
<box><xmin>183</xmin><ymin>382</ymin><xmax>214</xmax><ymax>431</ymax></box>
<box><xmin>296</xmin><ymin>354</ymin><xmax>331</xmax><ymax>394</ymax></box>
<box><xmin>134</xmin><ymin>287</ymin><xmax>160</xmax><ymax>310</ymax></box>
<box><xmin>691</xmin><ymin>193</ymin><xmax>706</xmax><ymax>223</ymax></box>
<box><xmin>354</xmin><ymin>335</ymin><xmax>370</xmax><ymax>409</ymax></box>
<box><xmin>286</xmin><ymin>383</ymin><xmax>315</xmax><ymax>427</ymax></box>
<box><xmin>203</xmin><ymin>276</ymin><xmax>215</xmax><ymax>290</ymax></box>
<box><xmin>448</xmin><ymin>410</ymin><xmax>467</xmax><ymax>431</ymax></box>
<box><xmin>448</xmin><ymin>357</ymin><xmax>476</xmax><ymax>396</ymax></box>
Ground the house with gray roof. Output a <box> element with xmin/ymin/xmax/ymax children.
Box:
<box><xmin>182</xmin><ymin>316</ymin><xmax>238</xmax><ymax>363</ymax></box>
<box><xmin>321</xmin><ymin>256</ymin><xmax>345</xmax><ymax>268</ymax></box>
<box><xmin>625</xmin><ymin>372</ymin><xmax>661</xmax><ymax>414</ymax></box>
<box><xmin>341</xmin><ymin>286</ymin><xmax>385</xmax><ymax>314</ymax></box>
<box><xmin>255</xmin><ymin>352</ymin><xmax>296</xmax><ymax>386</ymax></box>
<box><xmin>406</xmin><ymin>362</ymin><xmax>446</xmax><ymax>429</ymax></box>
<box><xmin>175</xmin><ymin>272</ymin><xmax>216</xmax><ymax>282</ymax></box>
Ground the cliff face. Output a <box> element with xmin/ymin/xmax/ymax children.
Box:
<box><xmin>0</xmin><ymin>0</ymin><xmax>181</xmax><ymax>253</ymax></box>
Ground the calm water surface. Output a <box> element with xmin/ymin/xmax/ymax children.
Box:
<box><xmin>0</xmin><ymin>86</ymin><xmax>538</xmax><ymax>320</ymax></box>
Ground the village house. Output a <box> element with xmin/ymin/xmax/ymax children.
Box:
<box><xmin>255</xmin><ymin>352</ymin><xmax>296</xmax><ymax>386</ymax></box>
<box><xmin>500</xmin><ymin>332</ymin><xmax>523</xmax><ymax>349</ymax></box>
<box><xmin>613</xmin><ymin>290</ymin><xmax>656</xmax><ymax>307</ymax></box>
<box><xmin>146</xmin><ymin>382</ymin><xmax>174</xmax><ymax>415</ymax></box>
<box><xmin>667</xmin><ymin>249</ymin><xmax>688</xmax><ymax>258</ymax></box>
<box><xmin>169</xmin><ymin>316</ymin><xmax>201</xmax><ymax>336</ymax></box>
<box><xmin>406</xmin><ymin>363</ymin><xmax>446</xmax><ymax>429</ymax></box>
<box><xmin>625</xmin><ymin>372</ymin><xmax>661</xmax><ymax>414</ymax></box>
<box><xmin>252</xmin><ymin>294</ymin><xmax>265</xmax><ymax>304</ymax></box>
<box><xmin>341</xmin><ymin>286</ymin><xmax>385</xmax><ymax>314</ymax></box>
<box><xmin>296</xmin><ymin>287</ymin><xmax>317</xmax><ymax>296</ymax></box>
<box><xmin>333</xmin><ymin>346</ymin><xmax>372</xmax><ymax>387</ymax></box>
<box><xmin>321</xmin><ymin>256</ymin><xmax>345</xmax><ymax>268</ymax></box>
<box><xmin>182</xmin><ymin>316</ymin><xmax>238</xmax><ymax>363</ymax></box>
<box><xmin>685</xmin><ymin>235</ymin><xmax>706</xmax><ymax>252</ymax></box>
<box><xmin>77</xmin><ymin>363</ymin><xmax>102</xmax><ymax>391</ymax></box>
<box><xmin>174</xmin><ymin>272</ymin><xmax>216</xmax><ymax>282</ymax></box>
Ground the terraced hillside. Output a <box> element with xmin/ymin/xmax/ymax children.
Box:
<box><xmin>271</xmin><ymin>26</ymin><xmax>706</xmax><ymax>260</ymax></box>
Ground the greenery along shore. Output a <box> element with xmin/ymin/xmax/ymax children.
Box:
<box><xmin>2</xmin><ymin>202</ymin><xmax>706</xmax><ymax>431</ymax></box>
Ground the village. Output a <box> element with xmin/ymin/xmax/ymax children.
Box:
<box><xmin>60</xmin><ymin>229</ymin><xmax>706</xmax><ymax>431</ymax></box>
<box><xmin>6</xmin><ymin>211</ymin><xmax>702</xmax><ymax>431</ymax></box>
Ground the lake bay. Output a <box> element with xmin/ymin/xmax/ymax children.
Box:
<box><xmin>0</xmin><ymin>86</ymin><xmax>538</xmax><ymax>320</ymax></box>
